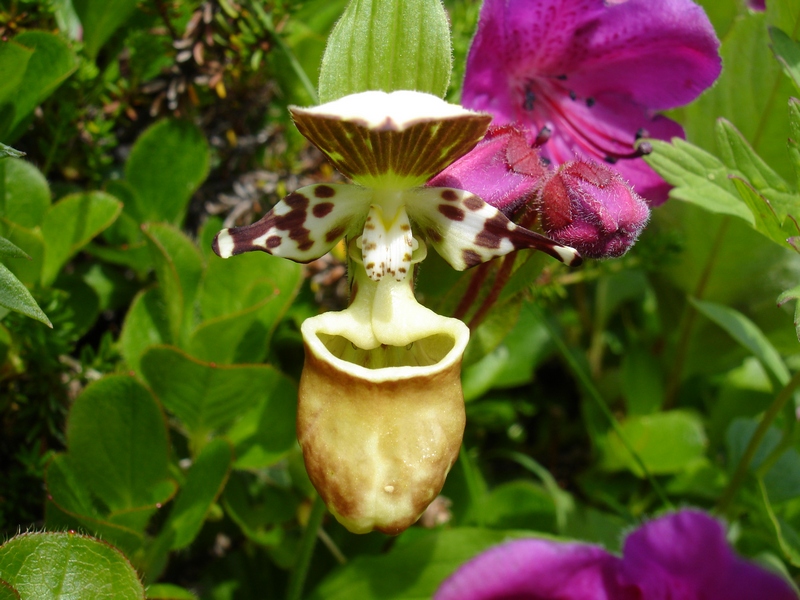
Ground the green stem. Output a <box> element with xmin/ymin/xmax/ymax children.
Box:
<box><xmin>532</xmin><ymin>303</ymin><xmax>674</xmax><ymax>509</ymax></box>
<box><xmin>664</xmin><ymin>217</ymin><xmax>730</xmax><ymax>408</ymax></box>
<box><xmin>717</xmin><ymin>369</ymin><xmax>800</xmax><ymax>515</ymax></box>
<box><xmin>286</xmin><ymin>494</ymin><xmax>326</xmax><ymax>600</ymax></box>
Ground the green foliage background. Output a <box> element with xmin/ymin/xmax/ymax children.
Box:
<box><xmin>1</xmin><ymin>0</ymin><xmax>800</xmax><ymax>598</ymax></box>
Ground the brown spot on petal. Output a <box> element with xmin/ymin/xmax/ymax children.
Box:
<box><xmin>463</xmin><ymin>249</ymin><xmax>483</xmax><ymax>268</ymax></box>
<box><xmin>266</xmin><ymin>235</ymin><xmax>282</xmax><ymax>248</ymax></box>
<box><xmin>285</xmin><ymin>192</ymin><xmax>309</xmax><ymax>208</ymax></box>
<box><xmin>401</xmin><ymin>224</ymin><xmax>411</xmax><ymax>231</ymax></box>
<box><xmin>313</xmin><ymin>202</ymin><xmax>334</xmax><ymax>218</ymax></box>
<box><xmin>314</xmin><ymin>185</ymin><xmax>336</xmax><ymax>198</ymax></box>
<box><xmin>298</xmin><ymin>240</ymin><xmax>314</xmax><ymax>251</ymax></box>
<box><xmin>366</xmin><ymin>262</ymin><xmax>375</xmax><ymax>270</ymax></box>
<box><xmin>426</xmin><ymin>228</ymin><xmax>443</xmax><ymax>243</ymax></box>
<box><xmin>474</xmin><ymin>213</ymin><xmax>508</xmax><ymax>249</ymax></box>
<box><xmin>325</xmin><ymin>226</ymin><xmax>345</xmax><ymax>243</ymax></box>
<box><xmin>441</xmin><ymin>189</ymin><xmax>459</xmax><ymax>202</ymax></box>
<box><xmin>463</xmin><ymin>196</ymin><xmax>483</xmax><ymax>211</ymax></box>
<box><xmin>438</xmin><ymin>205</ymin><xmax>465</xmax><ymax>222</ymax></box>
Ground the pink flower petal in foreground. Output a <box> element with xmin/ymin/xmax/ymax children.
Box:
<box><xmin>462</xmin><ymin>0</ymin><xmax>721</xmax><ymax>204</ymax></box>
<box><xmin>435</xmin><ymin>510</ymin><xmax>798</xmax><ymax>600</ymax></box>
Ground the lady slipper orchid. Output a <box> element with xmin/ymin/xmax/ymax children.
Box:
<box><xmin>212</xmin><ymin>90</ymin><xmax>582</xmax><ymax>534</ymax></box>
<box><xmin>461</xmin><ymin>0</ymin><xmax>722</xmax><ymax>204</ymax></box>
<box><xmin>435</xmin><ymin>509</ymin><xmax>798</xmax><ymax>600</ymax></box>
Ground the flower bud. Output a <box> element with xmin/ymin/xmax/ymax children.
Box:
<box><xmin>297</xmin><ymin>241</ymin><xmax>468</xmax><ymax>534</ymax></box>
<box><xmin>428</xmin><ymin>125</ymin><xmax>548</xmax><ymax>216</ymax></box>
<box><xmin>539</xmin><ymin>160</ymin><xmax>650</xmax><ymax>259</ymax></box>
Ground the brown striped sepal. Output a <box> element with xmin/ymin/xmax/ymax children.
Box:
<box><xmin>406</xmin><ymin>187</ymin><xmax>583</xmax><ymax>269</ymax></box>
<box><xmin>291</xmin><ymin>91</ymin><xmax>492</xmax><ymax>189</ymax></box>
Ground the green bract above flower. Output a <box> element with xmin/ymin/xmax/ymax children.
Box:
<box><xmin>212</xmin><ymin>91</ymin><xmax>582</xmax><ymax>280</ymax></box>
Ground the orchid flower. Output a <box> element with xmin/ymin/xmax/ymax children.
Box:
<box><xmin>212</xmin><ymin>90</ymin><xmax>582</xmax><ymax>534</ymax></box>
<box><xmin>436</xmin><ymin>509</ymin><xmax>798</xmax><ymax>600</ymax></box>
<box><xmin>461</xmin><ymin>0</ymin><xmax>722</xmax><ymax>204</ymax></box>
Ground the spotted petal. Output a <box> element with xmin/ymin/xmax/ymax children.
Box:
<box><xmin>406</xmin><ymin>187</ymin><xmax>582</xmax><ymax>269</ymax></box>
<box><xmin>212</xmin><ymin>183</ymin><xmax>371</xmax><ymax>262</ymax></box>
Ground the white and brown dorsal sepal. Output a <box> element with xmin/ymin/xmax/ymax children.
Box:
<box><xmin>405</xmin><ymin>187</ymin><xmax>583</xmax><ymax>270</ymax></box>
<box><xmin>291</xmin><ymin>91</ymin><xmax>492</xmax><ymax>189</ymax></box>
<box><xmin>212</xmin><ymin>183</ymin><xmax>372</xmax><ymax>261</ymax></box>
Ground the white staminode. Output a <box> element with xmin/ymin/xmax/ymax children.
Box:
<box><xmin>298</xmin><ymin>90</ymin><xmax>481</xmax><ymax>130</ymax></box>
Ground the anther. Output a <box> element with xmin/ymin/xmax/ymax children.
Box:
<box><xmin>533</xmin><ymin>126</ymin><xmax>552</xmax><ymax>147</ymax></box>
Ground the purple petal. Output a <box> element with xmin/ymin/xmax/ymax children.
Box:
<box><xmin>620</xmin><ymin>510</ymin><xmax>798</xmax><ymax>600</ymax></box>
<box><xmin>427</xmin><ymin>125</ymin><xmax>548</xmax><ymax>215</ymax></box>
<box><xmin>434</xmin><ymin>539</ymin><xmax>635</xmax><ymax>600</ymax></box>
<box><xmin>564</xmin><ymin>0</ymin><xmax>722</xmax><ymax>110</ymax></box>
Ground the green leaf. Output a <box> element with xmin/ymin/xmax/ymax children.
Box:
<box><xmin>142</xmin><ymin>223</ymin><xmax>204</xmax><ymax>344</ymax></box>
<box><xmin>0</xmin><ymin>262</ymin><xmax>51</xmax><ymax>326</ymax></box>
<box><xmin>146</xmin><ymin>583</ymin><xmax>198</xmax><ymax>600</ymax></box>
<box><xmin>125</xmin><ymin>120</ymin><xmax>210</xmax><ymax>225</ymax></box>
<box><xmin>621</xmin><ymin>346</ymin><xmax>665</xmax><ymax>415</ymax></box>
<box><xmin>778</xmin><ymin>283</ymin><xmax>800</xmax><ymax>341</ymax></box>
<box><xmin>73</xmin><ymin>0</ymin><xmax>140</xmax><ymax>59</ymax></box>
<box><xmin>195</xmin><ymin>251</ymin><xmax>303</xmax><ymax>363</ymax></box>
<box><xmin>1</xmin><ymin>31</ymin><xmax>78</xmax><ymax>141</ymax></box>
<box><xmin>770</xmin><ymin>26</ymin><xmax>800</xmax><ymax>93</ymax></box>
<box><xmin>645</xmin><ymin>138</ymin><xmax>754</xmax><ymax>222</ymax></box>
<box><xmin>41</xmin><ymin>191</ymin><xmax>122</xmax><ymax>286</ymax></box>
<box><xmin>318</xmin><ymin>0</ymin><xmax>452</xmax><ymax>103</ymax></box>
<box><xmin>141</xmin><ymin>345</ymin><xmax>297</xmax><ymax>470</ymax></box>
<box><xmin>691</xmin><ymin>298</ymin><xmax>790</xmax><ymax>386</ymax></box>
<box><xmin>308</xmin><ymin>528</ymin><xmax>526</xmax><ymax>600</ymax></box>
<box><xmin>119</xmin><ymin>288</ymin><xmax>172</xmax><ymax>374</ymax></box>
<box><xmin>789</xmin><ymin>98</ymin><xmax>800</xmax><ymax>189</ymax></box>
<box><xmin>599</xmin><ymin>411</ymin><xmax>707</xmax><ymax>476</ymax></box>
<box><xmin>65</xmin><ymin>375</ymin><xmax>175</xmax><ymax>513</ymax></box>
<box><xmin>0</xmin><ymin>158</ymin><xmax>51</xmax><ymax>228</ymax></box>
<box><xmin>45</xmin><ymin>454</ymin><xmax>147</xmax><ymax>553</ymax></box>
<box><xmin>0</xmin><ymin>220</ymin><xmax>44</xmax><ymax>286</ymax></box>
<box><xmin>477</xmin><ymin>481</ymin><xmax>556</xmax><ymax>532</ymax></box>
<box><xmin>0</xmin><ymin>236</ymin><xmax>28</xmax><ymax>259</ymax></box>
<box><xmin>160</xmin><ymin>438</ymin><xmax>232</xmax><ymax>550</ymax></box>
<box><xmin>0</xmin><ymin>40</ymin><xmax>33</xmax><ymax>107</ymax></box>
<box><xmin>223</xmin><ymin>472</ymin><xmax>298</xmax><ymax>546</ymax></box>
<box><xmin>0</xmin><ymin>532</ymin><xmax>145</xmax><ymax>600</ymax></box>
<box><xmin>0</xmin><ymin>143</ymin><xmax>24</xmax><ymax>160</ymax></box>
<box><xmin>0</xmin><ymin>580</ymin><xmax>19</xmax><ymax>600</ymax></box>
<box><xmin>730</xmin><ymin>177</ymin><xmax>799</xmax><ymax>249</ymax></box>
<box><xmin>715</xmin><ymin>119</ymin><xmax>798</xmax><ymax>219</ymax></box>
<box><xmin>224</xmin><ymin>370</ymin><xmax>298</xmax><ymax>470</ymax></box>
<box><xmin>139</xmin><ymin>345</ymin><xmax>292</xmax><ymax>441</ymax></box>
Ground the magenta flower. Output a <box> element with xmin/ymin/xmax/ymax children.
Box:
<box><xmin>539</xmin><ymin>159</ymin><xmax>650</xmax><ymax>258</ymax></box>
<box><xmin>461</xmin><ymin>0</ymin><xmax>722</xmax><ymax>204</ymax></box>
<box><xmin>435</xmin><ymin>510</ymin><xmax>797</xmax><ymax>600</ymax></box>
<box><xmin>428</xmin><ymin>125</ymin><xmax>548</xmax><ymax>216</ymax></box>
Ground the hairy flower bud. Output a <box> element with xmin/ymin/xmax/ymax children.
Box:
<box><xmin>539</xmin><ymin>160</ymin><xmax>650</xmax><ymax>259</ymax></box>
<box><xmin>428</xmin><ymin>125</ymin><xmax>548</xmax><ymax>216</ymax></box>
<box><xmin>297</xmin><ymin>241</ymin><xmax>468</xmax><ymax>534</ymax></box>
